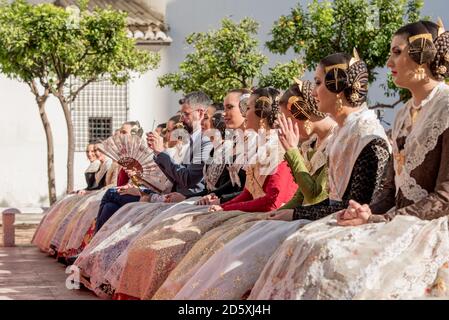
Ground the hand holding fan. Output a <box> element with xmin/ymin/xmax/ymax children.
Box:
<box><xmin>98</xmin><ymin>134</ymin><xmax>163</xmax><ymax>193</ymax></box>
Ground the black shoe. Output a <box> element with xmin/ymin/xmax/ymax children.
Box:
<box><xmin>66</xmin><ymin>255</ymin><xmax>79</xmax><ymax>266</ymax></box>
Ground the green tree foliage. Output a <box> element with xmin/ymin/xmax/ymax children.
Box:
<box><xmin>267</xmin><ymin>0</ymin><xmax>424</xmax><ymax>107</ymax></box>
<box><xmin>259</xmin><ymin>59</ymin><xmax>304</xmax><ymax>90</ymax></box>
<box><xmin>158</xmin><ymin>17</ymin><xmax>303</xmax><ymax>103</ymax></box>
<box><xmin>0</xmin><ymin>0</ymin><xmax>160</xmax><ymax>203</ymax></box>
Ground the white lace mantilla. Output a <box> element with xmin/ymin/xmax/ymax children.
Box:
<box><xmin>392</xmin><ymin>83</ymin><xmax>449</xmax><ymax>202</ymax></box>
<box><xmin>300</xmin><ymin>122</ymin><xmax>336</xmax><ymax>176</ymax></box>
<box><xmin>327</xmin><ymin>105</ymin><xmax>391</xmax><ymax>201</ymax></box>
<box><xmin>204</xmin><ymin>140</ymin><xmax>233</xmax><ymax>191</ymax></box>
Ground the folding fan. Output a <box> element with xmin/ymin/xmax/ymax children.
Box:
<box><xmin>98</xmin><ymin>134</ymin><xmax>164</xmax><ymax>193</ymax></box>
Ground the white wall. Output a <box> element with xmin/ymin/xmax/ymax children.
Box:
<box><xmin>0</xmin><ymin>76</ymin><xmax>68</xmax><ymax>207</ymax></box>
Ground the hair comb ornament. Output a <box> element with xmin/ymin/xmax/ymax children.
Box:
<box><xmin>349</xmin><ymin>48</ymin><xmax>361</xmax><ymax>66</ymax></box>
<box><xmin>324</xmin><ymin>67</ymin><xmax>349</xmax><ymax>93</ymax></box>
<box><xmin>293</xmin><ymin>77</ymin><xmax>303</xmax><ymax>91</ymax></box>
<box><xmin>256</xmin><ymin>96</ymin><xmax>273</xmax><ymax>106</ymax></box>
<box><xmin>437</xmin><ymin>17</ymin><xmax>445</xmax><ymax>37</ymax></box>
<box><xmin>288</xmin><ymin>96</ymin><xmax>311</xmax><ymax>121</ymax></box>
<box><xmin>408</xmin><ymin>32</ymin><xmax>437</xmax><ymax>80</ymax></box>
<box><xmin>323</xmin><ymin>48</ymin><xmax>360</xmax><ymax>93</ymax></box>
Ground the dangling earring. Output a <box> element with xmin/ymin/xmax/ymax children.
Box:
<box><xmin>304</xmin><ymin>120</ymin><xmax>312</xmax><ymax>136</ymax></box>
<box><xmin>336</xmin><ymin>95</ymin><xmax>343</xmax><ymax>113</ymax></box>
<box><xmin>414</xmin><ymin>64</ymin><xmax>426</xmax><ymax>80</ymax></box>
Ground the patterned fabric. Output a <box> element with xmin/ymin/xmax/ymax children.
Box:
<box><xmin>153</xmin><ymin>213</ymin><xmax>270</xmax><ymax>300</ymax></box>
<box><xmin>74</xmin><ymin>202</ymin><xmax>173</xmax><ymax>297</ymax></box>
<box><xmin>327</xmin><ymin>105</ymin><xmax>391</xmax><ymax>201</ymax></box>
<box><xmin>392</xmin><ymin>83</ymin><xmax>449</xmax><ymax>202</ymax></box>
<box><xmin>112</xmin><ymin>208</ymin><xmax>249</xmax><ymax>300</ymax></box>
<box><xmin>293</xmin><ymin>138</ymin><xmax>391</xmax><ymax>221</ymax></box>
<box><xmin>33</xmin><ymin>194</ymin><xmax>84</xmax><ymax>253</ymax></box>
<box><xmin>250</xmin><ymin>214</ymin><xmax>449</xmax><ymax>300</ymax></box>
<box><xmin>172</xmin><ymin>219</ymin><xmax>308</xmax><ymax>300</ymax></box>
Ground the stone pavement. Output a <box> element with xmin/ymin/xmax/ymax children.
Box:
<box><xmin>0</xmin><ymin>246</ymin><xmax>98</xmax><ymax>300</ymax></box>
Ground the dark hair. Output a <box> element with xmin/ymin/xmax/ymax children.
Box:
<box><xmin>92</xmin><ymin>139</ymin><xmax>103</xmax><ymax>145</ymax></box>
<box><xmin>156</xmin><ymin>123</ymin><xmax>166</xmax><ymax>129</ymax></box>
<box><xmin>319</xmin><ymin>52</ymin><xmax>369</xmax><ymax>107</ymax></box>
<box><xmin>211</xmin><ymin>111</ymin><xmax>226</xmax><ymax>139</ymax></box>
<box><xmin>124</xmin><ymin>121</ymin><xmax>144</xmax><ymax>137</ymax></box>
<box><xmin>280</xmin><ymin>81</ymin><xmax>326</xmax><ymax>120</ymax></box>
<box><xmin>251</xmin><ymin>87</ymin><xmax>281</xmax><ymax>128</ymax></box>
<box><xmin>212</xmin><ymin>102</ymin><xmax>224</xmax><ymax>111</ymax></box>
<box><xmin>394</xmin><ymin>20</ymin><xmax>449</xmax><ymax>80</ymax></box>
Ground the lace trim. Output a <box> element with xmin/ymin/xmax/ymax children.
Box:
<box><xmin>393</xmin><ymin>84</ymin><xmax>449</xmax><ymax>202</ymax></box>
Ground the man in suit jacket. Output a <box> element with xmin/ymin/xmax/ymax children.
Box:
<box><xmin>148</xmin><ymin>91</ymin><xmax>213</xmax><ymax>196</ymax></box>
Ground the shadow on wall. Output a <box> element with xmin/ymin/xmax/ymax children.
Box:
<box><xmin>38</xmin><ymin>194</ymin><xmax>49</xmax><ymax>207</ymax></box>
<box><xmin>0</xmin><ymin>198</ymin><xmax>9</xmax><ymax>207</ymax></box>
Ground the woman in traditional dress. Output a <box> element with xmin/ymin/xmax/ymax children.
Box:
<box><xmin>32</xmin><ymin>143</ymin><xmax>98</xmax><ymax>251</ymax></box>
<box><xmin>33</xmin><ymin>142</ymin><xmax>111</xmax><ymax>255</ymax></box>
<box><xmin>78</xmin><ymin>143</ymin><xmax>101</xmax><ymax>193</ymax></box>
<box><xmin>251</xmin><ymin>20</ymin><xmax>449</xmax><ymax>300</ymax></box>
<box><xmin>105</xmin><ymin>87</ymin><xmax>298</xmax><ymax>300</ymax></box>
<box><xmin>207</xmin><ymin>87</ymin><xmax>298</xmax><ymax>213</ymax></box>
<box><xmin>267</xmin><ymin>50</ymin><xmax>391</xmax><ymax>222</ymax></box>
<box><xmin>157</xmin><ymin>81</ymin><xmax>337</xmax><ymax>300</ymax></box>
<box><xmin>47</xmin><ymin>142</ymin><xmax>112</xmax><ymax>258</ymax></box>
<box><xmin>75</xmin><ymin>88</ymin><xmax>250</xmax><ymax>298</ymax></box>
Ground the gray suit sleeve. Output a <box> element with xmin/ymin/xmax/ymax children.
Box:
<box><xmin>154</xmin><ymin>139</ymin><xmax>213</xmax><ymax>190</ymax></box>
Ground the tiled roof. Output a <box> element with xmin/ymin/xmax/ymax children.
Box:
<box><xmin>54</xmin><ymin>0</ymin><xmax>172</xmax><ymax>45</ymax></box>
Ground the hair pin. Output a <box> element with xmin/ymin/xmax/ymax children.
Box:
<box><xmin>349</xmin><ymin>48</ymin><xmax>360</xmax><ymax>66</ymax></box>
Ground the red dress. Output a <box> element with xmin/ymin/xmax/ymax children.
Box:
<box><xmin>116</xmin><ymin>168</ymin><xmax>129</xmax><ymax>187</ymax></box>
<box><xmin>221</xmin><ymin>161</ymin><xmax>297</xmax><ymax>212</ymax></box>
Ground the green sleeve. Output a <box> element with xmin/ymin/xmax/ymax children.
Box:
<box><xmin>280</xmin><ymin>189</ymin><xmax>304</xmax><ymax>209</ymax></box>
<box><xmin>283</xmin><ymin>147</ymin><xmax>328</xmax><ymax>206</ymax></box>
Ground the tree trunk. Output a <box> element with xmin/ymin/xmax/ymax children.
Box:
<box><xmin>57</xmin><ymin>96</ymin><xmax>75</xmax><ymax>194</ymax></box>
<box><xmin>37</xmin><ymin>99</ymin><xmax>57</xmax><ymax>205</ymax></box>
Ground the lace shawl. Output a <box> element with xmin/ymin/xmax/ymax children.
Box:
<box><xmin>328</xmin><ymin>105</ymin><xmax>391</xmax><ymax>201</ymax></box>
<box><xmin>392</xmin><ymin>82</ymin><xmax>449</xmax><ymax>202</ymax></box>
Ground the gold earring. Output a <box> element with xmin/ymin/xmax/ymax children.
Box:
<box><xmin>304</xmin><ymin>120</ymin><xmax>312</xmax><ymax>136</ymax></box>
<box><xmin>414</xmin><ymin>64</ymin><xmax>426</xmax><ymax>80</ymax></box>
<box><xmin>336</xmin><ymin>95</ymin><xmax>343</xmax><ymax>113</ymax></box>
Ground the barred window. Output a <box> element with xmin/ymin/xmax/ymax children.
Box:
<box><xmin>70</xmin><ymin>77</ymin><xmax>129</xmax><ymax>151</ymax></box>
<box><xmin>88</xmin><ymin>117</ymin><xmax>112</xmax><ymax>143</ymax></box>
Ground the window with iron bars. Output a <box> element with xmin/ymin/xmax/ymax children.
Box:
<box><xmin>69</xmin><ymin>77</ymin><xmax>129</xmax><ymax>151</ymax></box>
